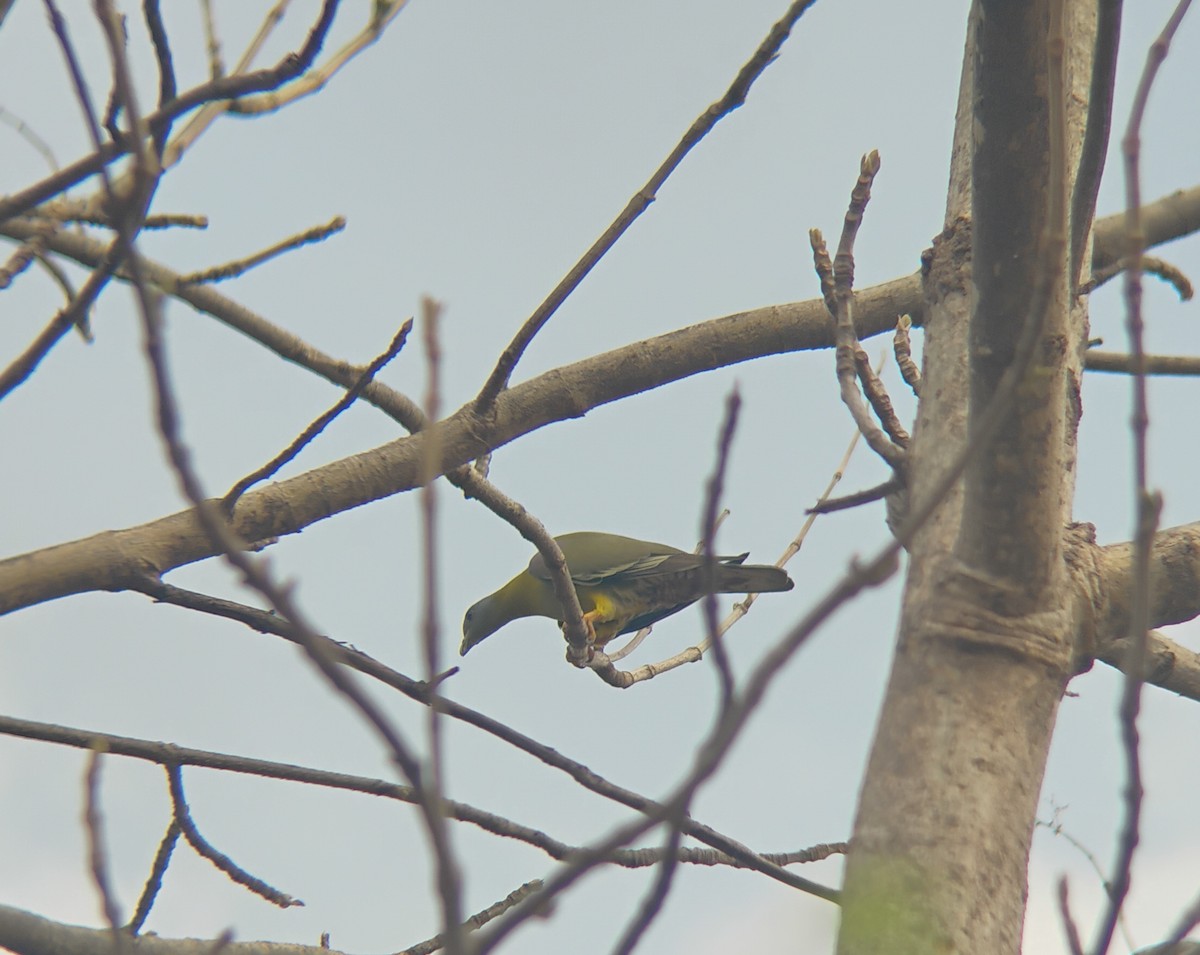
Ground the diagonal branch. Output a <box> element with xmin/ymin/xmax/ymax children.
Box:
<box><xmin>473</xmin><ymin>0</ymin><xmax>820</xmax><ymax>411</ymax></box>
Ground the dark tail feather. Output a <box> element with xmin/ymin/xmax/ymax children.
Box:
<box><xmin>716</xmin><ymin>561</ymin><xmax>793</xmax><ymax>594</ymax></box>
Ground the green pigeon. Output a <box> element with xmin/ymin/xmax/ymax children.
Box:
<box><xmin>461</xmin><ymin>531</ymin><xmax>793</xmax><ymax>656</ymax></box>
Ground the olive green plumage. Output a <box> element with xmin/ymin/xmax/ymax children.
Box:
<box><xmin>460</xmin><ymin>531</ymin><xmax>793</xmax><ymax>656</ymax></box>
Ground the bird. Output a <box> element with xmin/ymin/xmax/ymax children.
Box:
<box><xmin>460</xmin><ymin>531</ymin><xmax>793</xmax><ymax>656</ymax></box>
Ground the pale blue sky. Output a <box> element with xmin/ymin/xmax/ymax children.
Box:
<box><xmin>1</xmin><ymin>2</ymin><xmax>1199</xmax><ymax>953</ymax></box>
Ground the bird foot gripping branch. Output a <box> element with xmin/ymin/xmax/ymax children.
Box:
<box><xmin>460</xmin><ymin>531</ymin><xmax>794</xmax><ymax>661</ymax></box>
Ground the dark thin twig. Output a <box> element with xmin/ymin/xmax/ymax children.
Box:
<box><xmin>473</xmin><ymin>0</ymin><xmax>820</xmax><ymax>411</ymax></box>
<box><xmin>142</xmin><ymin>0</ymin><xmax>177</xmax><ymax>152</ymax></box>
<box><xmin>43</xmin><ymin>0</ymin><xmax>109</xmax><ymax>171</ymax></box>
<box><xmin>1069</xmin><ymin>0</ymin><xmax>1123</xmax><ymax>294</ymax></box>
<box><xmin>0</xmin><ymin>253</ymin><xmax>116</xmax><ymax>399</ymax></box>
<box><xmin>104</xmin><ymin>6</ymin><xmax>460</xmax><ymax>929</ymax></box>
<box><xmin>1092</xmin><ymin>5</ymin><xmax>1192</xmax><ymax>954</ymax></box>
<box><xmin>122</xmin><ymin>582</ymin><xmax>830</xmax><ymax>895</ymax></box>
<box><xmin>178</xmin><ymin>215</ymin><xmax>346</xmax><ymax>285</ymax></box>
<box><xmin>84</xmin><ymin>749</ymin><xmax>126</xmax><ymax>938</ymax></box>
<box><xmin>0</xmin><ymin>0</ymin><xmax>339</xmax><ymax>224</ymax></box>
<box><xmin>399</xmin><ymin>881</ymin><xmax>544</xmax><ymax>955</ymax></box>
<box><xmin>807</xmin><ymin>477</ymin><xmax>902</xmax><ymax>514</ymax></box>
<box><xmin>610</xmin><ymin>824</ymin><xmax>685</xmax><ymax>955</ymax></box>
<box><xmin>128</xmin><ymin>820</ymin><xmax>180</xmax><ymax>934</ymax></box>
<box><xmin>563</xmin><ymin>17</ymin><xmax>1083</xmax><ymax>938</ymax></box>
<box><xmin>165</xmin><ymin>764</ymin><xmax>301</xmax><ymax>908</ymax></box>
<box><xmin>1164</xmin><ymin>891</ymin><xmax>1200</xmax><ymax>947</ymax></box>
<box><xmin>0</xmin><ymin>712</ymin><xmax>843</xmax><ymax>877</ymax></box>
<box><xmin>455</xmin><ymin>468</ymin><xmax>591</xmax><ymax>663</ymax></box>
<box><xmin>1059</xmin><ymin>878</ymin><xmax>1086</xmax><ymax>955</ymax></box>
<box><xmin>135</xmin><ymin>277</ymin><xmax>464</xmax><ymax>941</ymax></box>
<box><xmin>700</xmin><ymin>387</ymin><xmax>742</xmax><ymax>705</ymax></box>
<box><xmin>419</xmin><ymin>297</ymin><xmax>466</xmax><ymax>955</ymax></box>
<box><xmin>1039</xmin><ymin>809</ymin><xmax>1137</xmax><ymax>951</ymax></box>
<box><xmin>222</xmin><ymin>318</ymin><xmax>413</xmax><ymax>509</ymax></box>
<box><xmin>0</xmin><ymin>227</ymin><xmax>49</xmax><ymax>291</ymax></box>
<box><xmin>1081</xmin><ymin>253</ymin><xmax>1193</xmax><ymax>299</ymax></box>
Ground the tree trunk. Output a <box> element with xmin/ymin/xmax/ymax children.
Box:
<box><xmin>837</xmin><ymin>1</ymin><xmax>1098</xmax><ymax>951</ymax></box>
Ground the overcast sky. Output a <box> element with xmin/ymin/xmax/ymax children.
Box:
<box><xmin>2</xmin><ymin>2</ymin><xmax>1199</xmax><ymax>954</ymax></box>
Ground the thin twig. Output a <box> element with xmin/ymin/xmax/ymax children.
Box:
<box><xmin>1164</xmin><ymin>890</ymin><xmax>1200</xmax><ymax>948</ymax></box>
<box><xmin>610</xmin><ymin>824</ymin><xmax>685</xmax><ymax>955</ymax></box>
<box><xmin>135</xmin><ymin>274</ymin><xmax>463</xmax><ymax>940</ymax></box>
<box><xmin>142</xmin><ymin>0</ymin><xmax>177</xmax><ymax>153</ymax></box>
<box><xmin>419</xmin><ymin>298</ymin><xmax>466</xmax><ymax>955</ymax></box>
<box><xmin>606</xmin><ymin>509</ymin><xmax>730</xmax><ymax>663</ymax></box>
<box><xmin>594</xmin><ymin>404</ymin><xmax>869</xmax><ymax>686</ymax></box>
<box><xmin>128</xmin><ymin>820</ymin><xmax>180</xmax><ymax>934</ymax></box>
<box><xmin>0</xmin><ymin>104</ymin><xmax>60</xmax><ymax>169</ymax></box>
<box><xmin>178</xmin><ymin>216</ymin><xmax>346</xmax><ymax>285</ymax></box>
<box><xmin>808</xmin><ymin>477</ymin><xmax>903</xmax><ymax>515</ymax></box>
<box><xmin>111</xmin><ymin>27</ymin><xmax>461</xmax><ymax>931</ymax></box>
<box><xmin>1085</xmin><ymin>351</ymin><xmax>1200</xmax><ymax>376</ymax></box>
<box><xmin>1069</xmin><ymin>0</ymin><xmax>1123</xmax><ymax>294</ymax></box>
<box><xmin>162</xmin><ymin>0</ymin><xmax>292</xmax><ymax>168</ymax></box>
<box><xmin>820</xmin><ymin>150</ymin><xmax>905</xmax><ymax>470</ymax></box>
<box><xmin>893</xmin><ymin>314</ymin><xmax>921</xmax><ymax>395</ymax></box>
<box><xmin>166</xmin><ymin>764</ymin><xmax>301</xmax><ymax>908</ymax></box>
<box><xmin>454</xmin><ymin>468</ymin><xmax>592</xmax><ymax>663</ymax></box>
<box><xmin>853</xmin><ymin>343</ymin><xmax>909</xmax><ymax>446</ymax></box>
<box><xmin>399</xmin><ymin>881</ymin><xmax>544</xmax><ymax>955</ymax></box>
<box><xmin>700</xmin><ymin>388</ymin><xmax>742</xmax><ymax>704</ymax></box>
<box><xmin>119</xmin><ymin>583</ymin><xmax>833</xmax><ymax>894</ymax></box>
<box><xmin>1039</xmin><ymin>806</ymin><xmax>1138</xmax><ymax>951</ymax></box>
<box><xmin>1081</xmin><ymin>254</ymin><xmax>1193</xmax><ymax>299</ymax></box>
<box><xmin>83</xmin><ymin>748</ymin><xmax>126</xmax><ymax>939</ymax></box>
<box><xmin>0</xmin><ymin>0</ymin><xmax>338</xmax><ymax>223</ymax></box>
<box><xmin>1059</xmin><ymin>877</ymin><xmax>1087</xmax><ymax>955</ymax></box>
<box><xmin>222</xmin><ymin>318</ymin><xmax>413</xmax><ymax>509</ymax></box>
<box><xmin>474</xmin><ymin>0</ymin><xmax>820</xmax><ymax>411</ymax></box>
<box><xmin>229</xmin><ymin>1</ymin><xmax>413</xmax><ymax>116</ymax></box>
<box><xmin>1092</xmin><ymin>5</ymin><xmax>1192</xmax><ymax>953</ymax></box>
<box><xmin>199</xmin><ymin>0</ymin><xmax>225</xmax><ymax>80</ymax></box>
<box><xmin>0</xmin><ymin>712</ymin><xmax>841</xmax><ymax>880</ymax></box>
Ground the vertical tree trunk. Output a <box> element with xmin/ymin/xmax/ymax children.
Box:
<box><xmin>837</xmin><ymin>2</ymin><xmax>1097</xmax><ymax>952</ymax></box>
